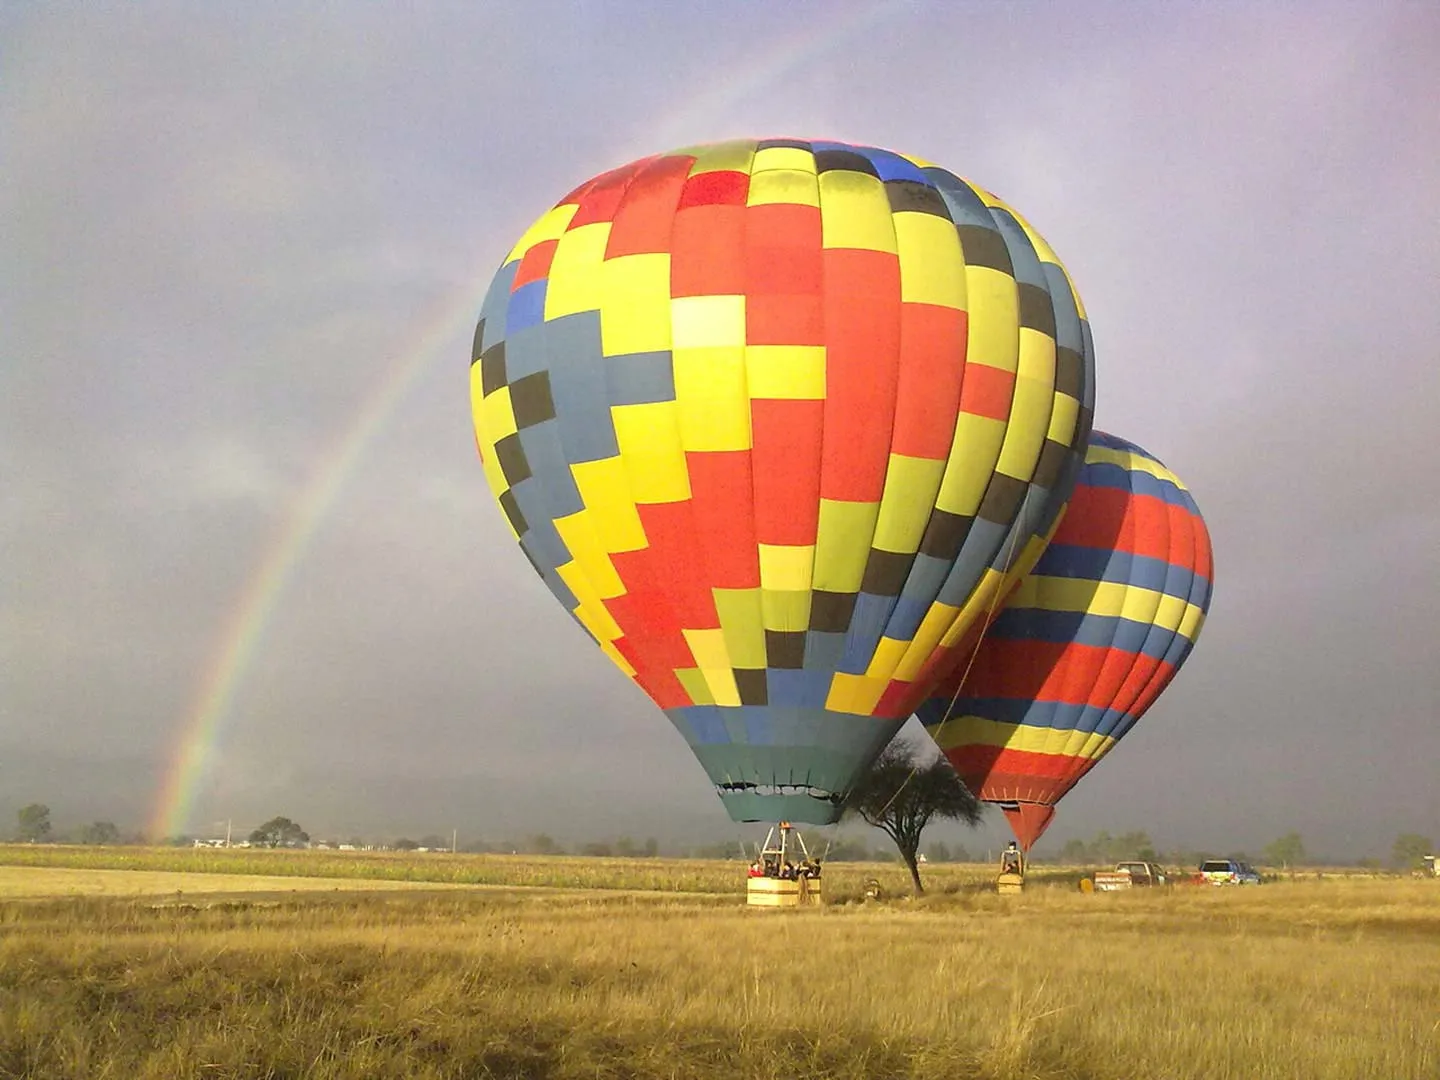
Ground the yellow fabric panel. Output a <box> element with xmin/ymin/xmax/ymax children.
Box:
<box><xmin>473</xmin><ymin>382</ymin><xmax>517</xmax><ymax>445</ymax></box>
<box><xmin>932</xmin><ymin>716</ymin><xmax>1116</xmax><ymax>759</ymax></box>
<box><xmin>599</xmin><ymin>639</ymin><xmax>637</xmax><ymax>679</ymax></box>
<box><xmin>934</xmin><ymin>413</ymin><xmax>1006</xmax><ymax>516</ymax></box>
<box><xmin>683</xmin><ymin>140</ymin><xmax>757</xmax><ymax>175</ymax></box>
<box><xmin>893</xmin><ymin>212</ymin><xmax>966</xmax><ymax>309</ymax></box>
<box><xmin>752</xmin><ymin>146</ymin><xmax>816</xmax><ymax>174</ymax></box>
<box><xmin>962</xmin><ymin>265</ymin><xmax>1019</xmax><ymax>373</ymax></box>
<box><xmin>939</xmin><ymin>567</ymin><xmax>1007</xmax><ymax>648</ymax></box>
<box><xmin>675</xmin><ymin>668</ymin><xmax>715</xmax><ymax>706</ymax></box>
<box><xmin>1046</xmin><ymin>391</ymin><xmax>1080</xmax><ymax>446</ymax></box>
<box><xmin>683</xmin><ymin>627</ymin><xmax>732</xmax><ymax>671</ymax></box>
<box><xmin>600</xmin><ymin>253</ymin><xmax>672</xmax><ymax>356</ymax></box>
<box><xmin>899</xmin><ymin>151</ymin><xmax>937</xmax><ymax>168</ymax></box>
<box><xmin>611</xmin><ymin>401</ymin><xmax>691</xmax><ymax>504</ymax></box>
<box><xmin>713</xmin><ymin>588</ymin><xmax>767</xmax><ymax>670</ymax></box>
<box><xmin>556</xmin><ymin>561</ymin><xmax>622</xmax><ymax>640</ymax></box>
<box><xmin>818</xmin><ymin>171</ymin><xmax>896</xmax><ymax>253</ymax></box>
<box><xmin>671</xmin><ymin>295</ymin><xmax>746</xmax><ymax>349</ymax></box>
<box><xmin>761</xmin><ymin>588</ymin><xmax>811</xmax><ymax>633</ymax></box>
<box><xmin>1178</xmin><ymin>604</ymin><xmax>1206</xmax><ymax>641</ymax></box>
<box><xmin>504</xmin><ymin>202</ymin><xmax>580</xmax><ymax>265</ymax></box>
<box><xmin>745</xmin><ymin>345</ymin><xmax>826</xmax><ymax>399</ymax></box>
<box><xmin>569</xmin><ymin>456</ymin><xmax>648</xmax><ymax>554</ymax></box>
<box><xmin>571</xmin><ymin>595</ymin><xmax>620</xmax><ymax>648</ymax></box>
<box><xmin>479</xmin><ymin>453</ymin><xmax>511</xmax><ymax>522</ymax></box>
<box><xmin>994</xmin><ymin>328</ymin><xmax>1056</xmax><ymax>481</ymax></box>
<box><xmin>812</xmin><ymin>499</ymin><xmax>880</xmax><ymax>592</ymax></box>
<box><xmin>872</xmin><ymin>454</ymin><xmax>948</xmax><ymax>553</ymax></box>
<box><xmin>758</xmin><ymin>544</ymin><xmax>815</xmax><ymax>592</ymax></box>
<box><xmin>552</xmin><ymin>512</ymin><xmax>627</xmax><ymax>599</ymax></box>
<box><xmin>1085</xmin><ymin>445</ymin><xmax>1187</xmax><ymax>489</ymax></box>
<box><xmin>1024</xmin><ymin>577</ymin><xmax>1190</xmax><ymax>634</ymax></box>
<box><xmin>864</xmin><ymin>636</ymin><xmax>911</xmax><ymax>681</ymax></box>
<box><xmin>673</xmin><ymin>346</ymin><xmax>751</xmax><ymax>452</ymax></box>
<box><xmin>746</xmin><ymin>168</ymin><xmax>821</xmax><ymax>208</ymax></box>
<box><xmin>703</xmin><ymin>667</ymin><xmax>741</xmax><ymax>707</ymax></box>
<box><xmin>825</xmin><ymin>673</ymin><xmax>888</xmax><ymax>716</ymax></box>
<box><xmin>893</xmin><ymin>601</ymin><xmax>960</xmax><ymax>682</ymax></box>
<box><xmin>543</xmin><ymin>221</ymin><xmax>611</xmax><ymax>319</ymax></box>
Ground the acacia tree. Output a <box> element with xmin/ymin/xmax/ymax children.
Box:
<box><xmin>16</xmin><ymin>803</ymin><xmax>52</xmax><ymax>843</ymax></box>
<box><xmin>844</xmin><ymin>742</ymin><xmax>984</xmax><ymax>894</ymax></box>
<box><xmin>1392</xmin><ymin>833</ymin><xmax>1434</xmax><ymax>871</ymax></box>
<box><xmin>1264</xmin><ymin>832</ymin><xmax>1306</xmax><ymax>870</ymax></box>
<box><xmin>249</xmin><ymin>817</ymin><xmax>309</xmax><ymax>848</ymax></box>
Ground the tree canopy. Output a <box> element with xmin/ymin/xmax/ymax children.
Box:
<box><xmin>15</xmin><ymin>803</ymin><xmax>52</xmax><ymax>843</ymax></box>
<box><xmin>249</xmin><ymin>817</ymin><xmax>309</xmax><ymax>848</ymax></box>
<box><xmin>844</xmin><ymin>741</ymin><xmax>984</xmax><ymax>894</ymax></box>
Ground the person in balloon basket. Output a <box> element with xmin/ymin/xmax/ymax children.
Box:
<box><xmin>747</xmin><ymin>860</ymin><xmax>764</xmax><ymax>879</ymax></box>
<box><xmin>1001</xmin><ymin>842</ymin><xmax>1022</xmax><ymax>875</ymax></box>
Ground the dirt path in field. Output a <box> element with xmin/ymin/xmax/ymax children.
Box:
<box><xmin>0</xmin><ymin>866</ymin><xmax>493</xmax><ymax>901</ymax></box>
<box><xmin>0</xmin><ymin>865</ymin><xmax>734</xmax><ymax>905</ymax></box>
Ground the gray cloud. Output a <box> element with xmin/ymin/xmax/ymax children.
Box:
<box><xmin>4</xmin><ymin>2</ymin><xmax>1437</xmax><ymax>858</ymax></box>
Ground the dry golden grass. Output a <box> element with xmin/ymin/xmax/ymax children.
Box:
<box><xmin>0</xmin><ymin>866</ymin><xmax>477</xmax><ymax>901</ymax></box>
<box><xmin>1</xmin><ymin>856</ymin><xmax>1437</xmax><ymax>1080</ymax></box>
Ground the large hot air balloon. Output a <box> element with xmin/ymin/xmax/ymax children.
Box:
<box><xmin>469</xmin><ymin>139</ymin><xmax>1095</xmax><ymax>824</ymax></box>
<box><xmin>917</xmin><ymin>431</ymin><xmax>1213</xmax><ymax>849</ymax></box>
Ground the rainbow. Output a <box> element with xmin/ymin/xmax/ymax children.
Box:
<box><xmin>148</xmin><ymin>0</ymin><xmax>904</xmax><ymax>839</ymax></box>
<box><xmin>147</xmin><ymin>281</ymin><xmax>487</xmax><ymax>839</ymax></box>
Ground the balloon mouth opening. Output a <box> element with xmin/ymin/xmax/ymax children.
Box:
<box><xmin>717</xmin><ymin>781</ymin><xmax>844</xmax><ymax>806</ymax></box>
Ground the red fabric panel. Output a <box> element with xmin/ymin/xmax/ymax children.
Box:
<box><xmin>819</xmin><ymin>248</ymin><xmax>901</xmax><ymax>502</ymax></box>
<box><xmin>678</xmin><ymin>170</ymin><xmax>749</xmax><ymax>208</ymax></box>
<box><xmin>751</xmin><ymin>398</ymin><xmax>824</xmax><ymax>546</ymax></box>
<box><xmin>686</xmin><ymin>451</ymin><xmax>760</xmax><ymax>588</ymax></box>
<box><xmin>670</xmin><ymin>204</ymin><xmax>747</xmax><ymax>297</ymax></box>
<box><xmin>566</xmin><ymin>161</ymin><xmax>648</xmax><ymax>228</ymax></box>
<box><xmin>957</xmin><ymin>362</ymin><xmax>1016</xmax><ymax>421</ymax></box>
<box><xmin>1002</xmin><ymin>803</ymin><xmax>1056</xmax><ymax>852</ymax></box>
<box><xmin>891</xmin><ymin>304</ymin><xmax>967</xmax><ymax>460</ymax></box>
<box><xmin>744</xmin><ymin>204</ymin><xmax>824</xmax><ymax>346</ymax></box>
<box><xmin>604</xmin><ymin>156</ymin><xmax>692</xmax><ymax>258</ymax></box>
<box><xmin>512</xmin><ymin>239</ymin><xmax>558</xmax><ymax>290</ymax></box>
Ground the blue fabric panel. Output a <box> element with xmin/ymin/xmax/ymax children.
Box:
<box><xmin>803</xmin><ymin>630</ymin><xmax>846</xmax><ymax>672</ymax></box>
<box><xmin>765</xmin><ymin>668</ymin><xmax>831</xmax><ymax>708</ymax></box>
<box><xmin>838</xmin><ymin>592</ymin><xmax>897</xmax><ymax>674</ymax></box>
<box><xmin>505</xmin><ymin>279</ymin><xmax>548</xmax><ymax>335</ymax></box>
<box><xmin>988</xmin><ymin>206</ymin><xmax>1048</xmax><ymax>290</ymax></box>
<box><xmin>606</xmin><ymin>350</ymin><xmax>676</xmax><ymax>406</ymax></box>
<box><xmin>502</xmin><ymin>320</ymin><xmax>555</xmax><ymax>383</ymax></box>
<box><xmin>1037</xmin><ymin>545</ymin><xmax>1176</xmax><ymax>593</ymax></box>
<box><xmin>477</xmin><ymin>261</ymin><xmax>518</xmax><ymax>353</ymax></box>
<box><xmin>1043</xmin><ymin>262</ymin><xmax>1083</xmax><ymax>356</ymax></box>
<box><xmin>517</xmin><ymin>422</ymin><xmax>585</xmax><ymax>518</ymax></box>
<box><xmin>862</xmin><ymin>147</ymin><xmax>929</xmax><ymax>183</ymax></box>
<box><xmin>507</xmin><ymin>477</ymin><xmax>569</xmax><ymax>570</ymax></box>
<box><xmin>937</xmin><ymin>517</ymin><xmax>1007</xmax><ymax>606</ymax></box>
<box><xmin>923</xmin><ymin>170</ymin><xmax>995</xmax><ymax>231</ymax></box>
<box><xmin>886</xmin><ymin>552</ymin><xmax>951</xmax><ymax>640</ymax></box>
<box><xmin>990</xmin><ymin>610</ymin><xmax>1172</xmax><ymax>662</ymax></box>
<box><xmin>543</xmin><ymin>313</ymin><xmax>620</xmax><ymax>464</ymax></box>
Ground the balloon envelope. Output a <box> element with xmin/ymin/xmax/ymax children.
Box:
<box><xmin>469</xmin><ymin>139</ymin><xmax>1094</xmax><ymax>823</ymax></box>
<box><xmin>918</xmin><ymin>431</ymin><xmax>1213</xmax><ymax>848</ymax></box>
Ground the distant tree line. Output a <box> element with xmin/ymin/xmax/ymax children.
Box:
<box><xmin>5</xmin><ymin>804</ymin><xmax>1434</xmax><ymax>873</ymax></box>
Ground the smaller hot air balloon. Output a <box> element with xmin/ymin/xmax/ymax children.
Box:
<box><xmin>917</xmin><ymin>431</ymin><xmax>1213</xmax><ymax>851</ymax></box>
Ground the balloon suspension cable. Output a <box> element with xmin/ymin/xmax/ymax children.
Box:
<box><xmin>871</xmin><ymin>488</ymin><xmax>1035</xmax><ymax>823</ymax></box>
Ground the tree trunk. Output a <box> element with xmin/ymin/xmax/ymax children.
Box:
<box><xmin>902</xmin><ymin>849</ymin><xmax>925</xmax><ymax>894</ymax></box>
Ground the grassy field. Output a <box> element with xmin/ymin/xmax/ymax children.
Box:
<box><xmin>1</xmin><ymin>851</ymin><xmax>1437</xmax><ymax>1079</ymax></box>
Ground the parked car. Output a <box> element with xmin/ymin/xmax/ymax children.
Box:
<box><xmin>1091</xmin><ymin>861</ymin><xmax>1168</xmax><ymax>891</ymax></box>
<box><xmin>1199</xmin><ymin>859</ymin><xmax>1262</xmax><ymax>885</ymax></box>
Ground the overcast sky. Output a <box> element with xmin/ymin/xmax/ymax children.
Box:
<box><xmin>4</xmin><ymin>1</ymin><xmax>1437</xmax><ymax>859</ymax></box>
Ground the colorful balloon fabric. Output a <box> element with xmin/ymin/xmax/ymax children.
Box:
<box><xmin>917</xmin><ymin>431</ymin><xmax>1213</xmax><ymax>848</ymax></box>
<box><xmin>469</xmin><ymin>138</ymin><xmax>1095</xmax><ymax>823</ymax></box>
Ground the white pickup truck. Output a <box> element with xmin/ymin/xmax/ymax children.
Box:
<box><xmin>1091</xmin><ymin>861</ymin><xmax>1168</xmax><ymax>891</ymax></box>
